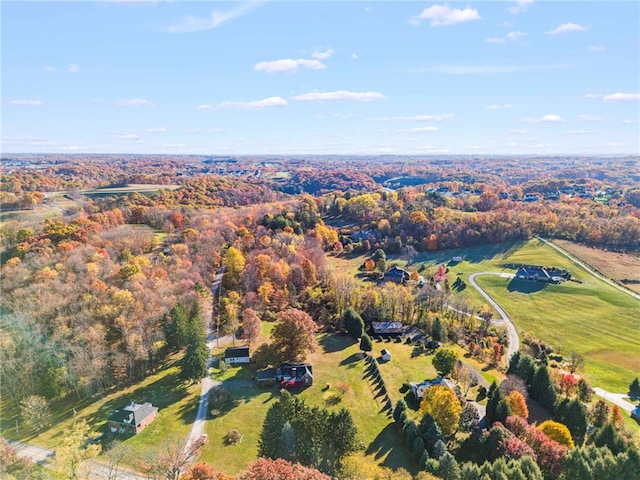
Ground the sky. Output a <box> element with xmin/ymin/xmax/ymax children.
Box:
<box><xmin>2</xmin><ymin>0</ymin><xmax>639</xmax><ymax>156</ymax></box>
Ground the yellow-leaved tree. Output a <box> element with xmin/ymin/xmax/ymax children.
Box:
<box><xmin>538</xmin><ymin>420</ymin><xmax>575</xmax><ymax>449</ymax></box>
<box><xmin>506</xmin><ymin>390</ymin><xmax>529</xmax><ymax>419</ymax></box>
<box><xmin>419</xmin><ymin>385</ymin><xmax>462</xmax><ymax>437</ymax></box>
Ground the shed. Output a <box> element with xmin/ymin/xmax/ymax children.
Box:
<box><xmin>381</xmin><ymin>349</ymin><xmax>391</xmax><ymax>362</ymax></box>
<box><xmin>225</xmin><ymin>346</ymin><xmax>250</xmax><ymax>364</ymax></box>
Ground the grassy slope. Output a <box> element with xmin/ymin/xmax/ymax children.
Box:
<box><xmin>1</xmin><ymin>360</ymin><xmax>200</xmax><ymax>468</ymax></box>
<box><xmin>406</xmin><ymin>239</ymin><xmax>639</xmax><ymax>393</ymax></box>
<box><xmin>199</xmin><ymin>334</ymin><xmax>417</xmax><ymax>476</ymax></box>
<box><xmin>331</xmin><ymin>239</ymin><xmax>639</xmax><ymax>393</ymax></box>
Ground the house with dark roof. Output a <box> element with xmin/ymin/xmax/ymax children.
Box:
<box><xmin>225</xmin><ymin>346</ymin><xmax>250</xmax><ymax>364</ymax></box>
<box><xmin>515</xmin><ymin>266</ymin><xmax>552</xmax><ymax>282</ymax></box>
<box><xmin>276</xmin><ymin>363</ymin><xmax>313</xmax><ymax>388</ymax></box>
<box><xmin>108</xmin><ymin>402</ymin><xmax>158</xmax><ymax>435</ymax></box>
<box><xmin>382</xmin><ymin>265</ymin><xmax>409</xmax><ymax>284</ymax></box>
<box><xmin>371</xmin><ymin>321</ymin><xmax>404</xmax><ymax>336</ymax></box>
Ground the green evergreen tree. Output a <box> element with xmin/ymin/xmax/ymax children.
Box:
<box><xmin>629</xmin><ymin>377</ymin><xmax>640</xmax><ymax>400</ymax></box>
<box><xmin>516</xmin><ymin>354</ymin><xmax>537</xmax><ymax>388</ymax></box>
<box><xmin>165</xmin><ymin>303</ymin><xmax>188</xmax><ymax>351</ymax></box>
<box><xmin>438</xmin><ymin>452</ymin><xmax>461</xmax><ymax>480</ymax></box>
<box><xmin>531</xmin><ymin>365</ymin><xmax>556</xmax><ymax>411</ymax></box>
<box><xmin>432</xmin><ymin>348</ymin><xmax>457</xmax><ymax>376</ymax></box>
<box><xmin>343</xmin><ymin>307</ymin><xmax>364</xmax><ymax>339</ymax></box>
<box><xmin>486</xmin><ymin>381</ymin><xmax>504</xmax><ymax>425</ymax></box>
<box><xmin>494</xmin><ymin>398</ymin><xmax>511</xmax><ymax>424</ymax></box>
<box><xmin>179</xmin><ymin>303</ymin><xmax>208</xmax><ymax>383</ymax></box>
<box><xmin>359</xmin><ymin>333</ymin><xmax>373</xmax><ymax>354</ymax></box>
<box><xmin>393</xmin><ymin>398</ymin><xmax>408</xmax><ymax>424</ymax></box>
<box><xmin>431</xmin><ymin>317</ymin><xmax>446</xmax><ymax>343</ymax></box>
<box><xmin>507</xmin><ymin>351</ymin><xmax>521</xmax><ymax>376</ymax></box>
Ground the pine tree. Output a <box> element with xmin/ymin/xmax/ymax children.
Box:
<box><xmin>431</xmin><ymin>317</ymin><xmax>445</xmax><ymax>343</ymax></box>
<box><xmin>179</xmin><ymin>303</ymin><xmax>208</xmax><ymax>383</ymax></box>
<box><xmin>629</xmin><ymin>377</ymin><xmax>640</xmax><ymax>400</ymax></box>
<box><xmin>531</xmin><ymin>365</ymin><xmax>556</xmax><ymax>411</ymax></box>
<box><xmin>343</xmin><ymin>307</ymin><xmax>364</xmax><ymax>339</ymax></box>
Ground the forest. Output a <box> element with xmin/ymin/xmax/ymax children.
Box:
<box><xmin>1</xmin><ymin>154</ymin><xmax>639</xmax><ymax>480</ymax></box>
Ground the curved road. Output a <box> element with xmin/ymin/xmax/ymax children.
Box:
<box><xmin>468</xmin><ymin>272</ymin><xmax>520</xmax><ymax>361</ymax></box>
<box><xmin>467</xmin><ymin>271</ymin><xmax>637</xmax><ymax>415</ymax></box>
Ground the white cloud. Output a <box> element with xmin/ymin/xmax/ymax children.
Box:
<box><xmin>486</xmin><ymin>104</ymin><xmax>512</xmax><ymax>110</ymax></box>
<box><xmin>485</xmin><ymin>37</ymin><xmax>505</xmax><ymax>44</ymax></box>
<box><xmin>254</xmin><ymin>58</ymin><xmax>325</xmax><ymax>74</ymax></box>
<box><xmin>167</xmin><ymin>3</ymin><xmax>259</xmax><ymax>33</ymax></box>
<box><xmin>524</xmin><ymin>114</ymin><xmax>565</xmax><ymax>123</ymax></box>
<box><xmin>398</xmin><ymin>126</ymin><xmax>439</xmax><ymax>133</ymax></box>
<box><xmin>588</xmin><ymin>45</ymin><xmax>606</xmax><ymax>52</ymax></box>
<box><xmin>68</xmin><ymin>64</ymin><xmax>81</xmax><ymax>73</ymax></box>
<box><xmin>607</xmin><ymin>142</ymin><xmax>628</xmax><ymax>147</ymax></box>
<box><xmin>410</xmin><ymin>4</ymin><xmax>480</xmax><ymax>27</ymax></box>
<box><xmin>364</xmin><ymin>6</ymin><xmax>372</xmax><ymax>13</ymax></box>
<box><xmin>291</xmin><ymin>90</ymin><xmax>386</xmax><ymax>102</ymax></box>
<box><xmin>579</xmin><ymin>114</ymin><xmax>600</xmax><ymax>122</ymax></box>
<box><xmin>351</xmin><ymin>53</ymin><xmax>358</xmax><ymax>59</ymax></box>
<box><xmin>546</xmin><ymin>23</ymin><xmax>587</xmax><ymax>35</ymax></box>
<box><xmin>216</xmin><ymin>97</ymin><xmax>287</xmax><ymax>110</ymax></box>
<box><xmin>119</xmin><ymin>134</ymin><xmax>139</xmax><ymax>140</ymax></box>
<box><xmin>11</xmin><ymin>100</ymin><xmax>43</xmax><ymax>106</ymax></box>
<box><xmin>148</xmin><ymin>128</ymin><xmax>168</xmax><ymax>134</ymax></box>
<box><xmin>117</xmin><ymin>98</ymin><xmax>152</xmax><ymax>107</ymax></box>
<box><xmin>44</xmin><ymin>66</ymin><xmax>55</xmax><ymax>72</ymax></box>
<box><xmin>164</xmin><ymin>143</ymin><xmax>188</xmax><ymax>148</ymax></box>
<box><xmin>507</xmin><ymin>142</ymin><xmax>518</xmax><ymax>147</ymax></box>
<box><xmin>509</xmin><ymin>0</ymin><xmax>533</xmax><ymax>14</ymax></box>
<box><xmin>603</xmin><ymin>92</ymin><xmax>640</xmax><ymax>103</ymax></box>
<box><xmin>311</xmin><ymin>47</ymin><xmax>335</xmax><ymax>60</ymax></box>
<box><xmin>621</xmin><ymin>120</ymin><xmax>633</xmax><ymax>124</ymax></box>
<box><xmin>584</xmin><ymin>93</ymin><xmax>602</xmax><ymax>99</ymax></box>
<box><xmin>566</xmin><ymin>130</ymin><xmax>591</xmax><ymax>135</ymax></box>
<box><xmin>371</xmin><ymin>114</ymin><xmax>455</xmax><ymax>122</ymax></box>
<box><xmin>506</xmin><ymin>31</ymin><xmax>527</xmax><ymax>41</ymax></box>
<box><xmin>510</xmin><ymin>129</ymin><xmax>528</xmax><ymax>134</ymax></box>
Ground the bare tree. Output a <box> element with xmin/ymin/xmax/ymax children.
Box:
<box><xmin>138</xmin><ymin>436</ymin><xmax>197</xmax><ymax>480</ymax></box>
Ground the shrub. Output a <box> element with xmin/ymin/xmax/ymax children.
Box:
<box><xmin>225</xmin><ymin>429</ymin><xmax>243</xmax><ymax>444</ymax></box>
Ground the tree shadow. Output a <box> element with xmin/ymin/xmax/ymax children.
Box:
<box><xmin>339</xmin><ymin>353</ymin><xmax>362</xmax><ymax>366</ymax></box>
<box><xmin>507</xmin><ymin>279</ymin><xmax>548</xmax><ymax>294</ymax></box>
<box><xmin>319</xmin><ymin>334</ymin><xmax>352</xmax><ymax>353</ymax></box>
<box><xmin>365</xmin><ymin>423</ymin><xmax>417</xmax><ymax>474</ymax></box>
<box><xmin>412</xmin><ymin>241</ymin><xmax>523</xmax><ymax>266</ymax></box>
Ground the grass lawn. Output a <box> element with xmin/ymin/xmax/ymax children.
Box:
<box><xmin>2</xmin><ymin>359</ymin><xmax>200</xmax><ymax>469</ymax></box>
<box><xmin>331</xmin><ymin>239</ymin><xmax>638</xmax><ymax>395</ymax></box>
<box><xmin>81</xmin><ymin>184</ymin><xmax>180</xmax><ymax>198</ymax></box>
<box><xmin>199</xmin><ymin>333</ymin><xmax>416</xmax><ymax>476</ymax></box>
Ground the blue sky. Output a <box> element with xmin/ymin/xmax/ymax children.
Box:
<box><xmin>2</xmin><ymin>1</ymin><xmax>639</xmax><ymax>155</ymax></box>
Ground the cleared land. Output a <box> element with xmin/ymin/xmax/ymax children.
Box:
<box><xmin>330</xmin><ymin>239</ymin><xmax>639</xmax><ymax>393</ymax></box>
<box><xmin>81</xmin><ymin>184</ymin><xmax>180</xmax><ymax>198</ymax></box>
<box><xmin>553</xmin><ymin>239</ymin><xmax>640</xmax><ymax>294</ymax></box>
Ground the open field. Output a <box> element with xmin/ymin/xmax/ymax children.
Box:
<box><xmin>414</xmin><ymin>240</ymin><xmax>639</xmax><ymax>393</ymax></box>
<box><xmin>329</xmin><ymin>239</ymin><xmax>639</xmax><ymax>394</ymax></box>
<box><xmin>81</xmin><ymin>184</ymin><xmax>180</xmax><ymax>198</ymax></box>
<box><xmin>1</xmin><ymin>360</ymin><xmax>200</xmax><ymax>468</ymax></box>
<box><xmin>553</xmin><ymin>239</ymin><xmax>640</xmax><ymax>293</ymax></box>
<box><xmin>199</xmin><ymin>333</ymin><xmax>417</xmax><ymax>476</ymax></box>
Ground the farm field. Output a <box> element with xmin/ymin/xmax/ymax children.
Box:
<box><xmin>81</xmin><ymin>184</ymin><xmax>180</xmax><ymax>198</ymax></box>
<box><xmin>330</xmin><ymin>239</ymin><xmax>640</xmax><ymax>394</ymax></box>
<box><xmin>553</xmin><ymin>239</ymin><xmax>640</xmax><ymax>294</ymax></box>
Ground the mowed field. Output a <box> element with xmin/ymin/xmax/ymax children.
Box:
<box><xmin>199</xmin><ymin>334</ymin><xmax>422</xmax><ymax>476</ymax></box>
<box><xmin>331</xmin><ymin>239</ymin><xmax>640</xmax><ymax>394</ymax></box>
<box><xmin>81</xmin><ymin>184</ymin><xmax>180</xmax><ymax>198</ymax></box>
<box><xmin>554</xmin><ymin>239</ymin><xmax>640</xmax><ymax>294</ymax></box>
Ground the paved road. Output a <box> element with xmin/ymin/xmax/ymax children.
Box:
<box><xmin>468</xmin><ymin>272</ymin><xmax>520</xmax><ymax>361</ymax></box>
<box><xmin>593</xmin><ymin>388</ymin><xmax>637</xmax><ymax>414</ymax></box>
<box><xmin>537</xmin><ymin>236</ymin><xmax>640</xmax><ymax>301</ymax></box>
<box><xmin>184</xmin><ymin>267</ymin><xmax>225</xmax><ymax>454</ymax></box>
<box><xmin>9</xmin><ymin>440</ymin><xmax>147</xmax><ymax>480</ymax></box>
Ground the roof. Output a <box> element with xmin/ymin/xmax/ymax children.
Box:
<box><xmin>109</xmin><ymin>402</ymin><xmax>157</xmax><ymax>426</ymax></box>
<box><xmin>256</xmin><ymin>368</ymin><xmax>277</xmax><ymax>381</ymax></box>
<box><xmin>384</xmin><ymin>266</ymin><xmax>409</xmax><ymax>278</ymax></box>
<box><xmin>277</xmin><ymin>363</ymin><xmax>313</xmax><ymax>379</ymax></box>
<box><xmin>225</xmin><ymin>346</ymin><xmax>250</xmax><ymax>358</ymax></box>
<box><xmin>516</xmin><ymin>266</ymin><xmax>550</xmax><ymax>279</ymax></box>
<box><xmin>410</xmin><ymin>378</ymin><xmax>445</xmax><ymax>400</ymax></box>
<box><xmin>372</xmin><ymin>321</ymin><xmax>404</xmax><ymax>334</ymax></box>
